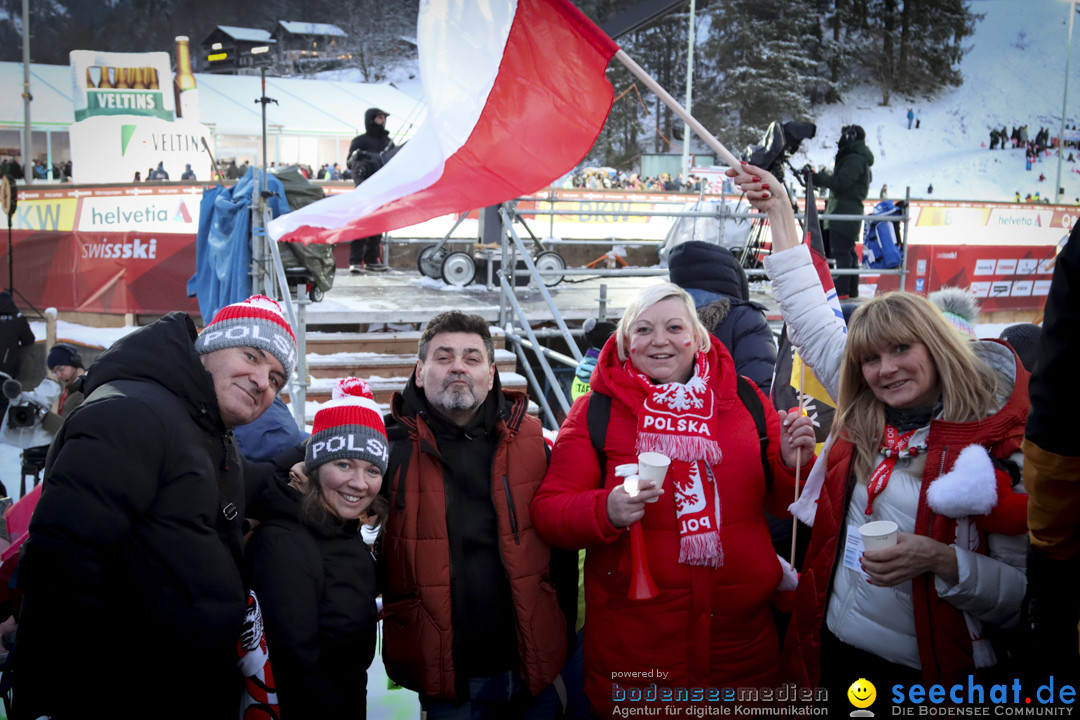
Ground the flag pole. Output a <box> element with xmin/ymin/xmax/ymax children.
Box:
<box><xmin>615</xmin><ymin>49</ymin><xmax>742</xmax><ymax>169</ymax></box>
<box><xmin>790</xmin><ymin>362</ymin><xmax>806</xmax><ymax>566</ymax></box>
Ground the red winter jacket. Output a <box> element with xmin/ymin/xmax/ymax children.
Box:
<box><xmin>531</xmin><ymin>337</ymin><xmax>806</xmax><ymax>717</ymax></box>
<box><xmin>380</xmin><ymin>384</ymin><xmax>566</xmax><ymax>701</ymax></box>
<box><xmin>782</xmin><ymin>340</ymin><xmax>1030</xmax><ymax>689</ymax></box>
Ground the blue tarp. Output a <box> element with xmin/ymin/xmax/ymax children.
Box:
<box><xmin>186</xmin><ymin>166</ymin><xmax>291</xmax><ymax>322</ymax></box>
<box><xmin>233</xmin><ymin>395</ymin><xmax>308</xmax><ymax>460</ymax></box>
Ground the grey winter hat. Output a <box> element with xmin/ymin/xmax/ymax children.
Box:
<box><xmin>305</xmin><ymin>378</ymin><xmax>389</xmax><ymax>474</ymax></box>
<box><xmin>194</xmin><ymin>295</ymin><xmax>297</xmax><ymax>379</ymax></box>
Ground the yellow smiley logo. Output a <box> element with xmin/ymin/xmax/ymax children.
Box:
<box><xmin>848</xmin><ymin>678</ymin><xmax>877</xmax><ymax>709</ymax></box>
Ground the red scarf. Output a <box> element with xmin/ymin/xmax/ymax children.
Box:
<box><xmin>865</xmin><ymin>425</ymin><xmax>918</xmax><ymax>515</ymax></box>
<box><xmin>627</xmin><ymin>352</ymin><xmax>723</xmax><ymax>568</ymax></box>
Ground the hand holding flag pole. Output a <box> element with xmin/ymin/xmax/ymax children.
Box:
<box><xmin>790</xmin><ymin>362</ymin><xmax>807</xmax><ymax>566</ymax></box>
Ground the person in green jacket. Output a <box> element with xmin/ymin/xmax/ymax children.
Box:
<box><xmin>815</xmin><ymin>124</ymin><xmax>874</xmax><ymax>299</ymax></box>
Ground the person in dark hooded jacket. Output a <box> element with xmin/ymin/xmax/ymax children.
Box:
<box><xmin>45</xmin><ymin>342</ymin><xmax>87</xmax><ymax>420</ymax></box>
<box><xmin>347</xmin><ymin>108</ymin><xmax>394</xmax><ymax>273</ymax></box>
<box><xmin>815</xmin><ymin>124</ymin><xmax>874</xmax><ymax>299</ymax></box>
<box><xmin>12</xmin><ymin>295</ymin><xmax>297</xmax><ymax>720</ymax></box>
<box><xmin>667</xmin><ymin>240</ymin><xmax>777</xmax><ymax>395</ymax></box>
<box><xmin>247</xmin><ymin>377</ymin><xmax>388</xmax><ymax>718</ymax></box>
<box><xmin>0</xmin><ymin>290</ymin><xmax>34</xmax><ymax>380</ymax></box>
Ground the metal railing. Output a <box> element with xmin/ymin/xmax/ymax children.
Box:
<box><xmin>492</xmin><ymin>190</ymin><xmax>913</xmax><ymax>428</ymax></box>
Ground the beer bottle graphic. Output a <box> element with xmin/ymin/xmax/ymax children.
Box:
<box><xmin>173</xmin><ymin>36</ymin><xmax>200</xmax><ymax>122</ymax></box>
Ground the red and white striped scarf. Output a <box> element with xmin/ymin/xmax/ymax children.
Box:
<box><xmin>627</xmin><ymin>352</ymin><xmax>724</xmax><ymax>567</ymax></box>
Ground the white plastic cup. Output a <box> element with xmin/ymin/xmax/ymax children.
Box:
<box><xmin>637</xmin><ymin>452</ymin><xmax>671</xmax><ymax>502</ymax></box>
<box><xmin>622</xmin><ymin>474</ymin><xmax>640</xmax><ymax>497</ymax></box>
<box><xmin>859</xmin><ymin>520</ymin><xmax>899</xmax><ymax>551</ymax></box>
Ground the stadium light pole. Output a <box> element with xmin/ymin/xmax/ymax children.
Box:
<box><xmin>680</xmin><ymin>0</ymin><xmax>696</xmax><ymax>181</ymax></box>
<box><xmin>21</xmin><ymin>0</ymin><xmax>31</xmax><ymax>186</ymax></box>
<box><xmin>1055</xmin><ymin>0</ymin><xmax>1076</xmax><ymax>204</ymax></box>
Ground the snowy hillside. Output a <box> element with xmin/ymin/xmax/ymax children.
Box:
<box><xmin>318</xmin><ymin>1</ymin><xmax>1076</xmax><ymax>204</ymax></box>
<box><xmin>795</xmin><ymin>0</ymin><xmax>1080</xmax><ymax>203</ymax></box>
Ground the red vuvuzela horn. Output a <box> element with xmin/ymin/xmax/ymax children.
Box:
<box><xmin>627</xmin><ymin>521</ymin><xmax>658</xmax><ymax>600</ymax></box>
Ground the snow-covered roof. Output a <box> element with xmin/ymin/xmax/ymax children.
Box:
<box><xmin>198</xmin><ymin>73</ymin><xmax>423</xmax><ymax>137</ymax></box>
<box><xmin>276</xmin><ymin>21</ymin><xmax>347</xmax><ymax>38</ymax></box>
<box><xmin>0</xmin><ymin>61</ymin><xmax>426</xmax><ymax>141</ymax></box>
<box><xmin>213</xmin><ymin>26</ymin><xmax>274</xmax><ymax>43</ymax></box>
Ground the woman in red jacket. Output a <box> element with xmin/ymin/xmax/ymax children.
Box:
<box><xmin>531</xmin><ymin>282</ymin><xmax>815</xmax><ymax>717</ymax></box>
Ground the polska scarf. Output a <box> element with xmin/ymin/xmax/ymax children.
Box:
<box><xmin>627</xmin><ymin>352</ymin><xmax>724</xmax><ymax>567</ymax></box>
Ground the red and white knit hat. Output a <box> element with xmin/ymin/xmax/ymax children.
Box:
<box><xmin>306</xmin><ymin>377</ymin><xmax>389</xmax><ymax>474</ymax></box>
<box><xmin>194</xmin><ymin>295</ymin><xmax>297</xmax><ymax>379</ymax></box>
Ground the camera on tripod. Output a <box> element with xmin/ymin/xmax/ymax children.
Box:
<box><xmin>3</xmin><ymin>378</ymin><xmax>46</xmax><ymax>429</ymax></box>
<box><xmin>741</xmin><ymin>120</ymin><xmax>817</xmax><ymax>185</ymax></box>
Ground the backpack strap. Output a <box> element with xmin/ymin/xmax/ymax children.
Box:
<box><xmin>586</xmin><ymin>392</ymin><xmax>611</xmax><ymax>481</ymax></box>
<box><xmin>735</xmin><ymin>375</ymin><xmax>774</xmax><ymax>491</ymax></box>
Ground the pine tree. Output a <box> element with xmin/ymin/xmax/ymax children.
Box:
<box><xmin>831</xmin><ymin>0</ymin><xmax>981</xmax><ymax>104</ymax></box>
<box><xmin>574</xmin><ymin>0</ymin><xmax>684</xmax><ymax>168</ymax></box>
<box><xmin>696</xmin><ymin>0</ymin><xmax>825</xmax><ymax>150</ymax></box>
<box><xmin>896</xmin><ymin>0</ymin><xmax>981</xmax><ymax>95</ymax></box>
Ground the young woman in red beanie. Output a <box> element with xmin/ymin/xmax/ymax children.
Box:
<box><xmin>246</xmin><ymin>377</ymin><xmax>389</xmax><ymax>718</ymax></box>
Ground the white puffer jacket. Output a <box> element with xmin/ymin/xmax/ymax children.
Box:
<box><xmin>765</xmin><ymin>244</ymin><xmax>1028</xmax><ymax>669</ymax></box>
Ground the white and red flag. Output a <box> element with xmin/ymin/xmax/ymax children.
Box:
<box><xmin>268</xmin><ymin>0</ymin><xmax>619</xmax><ymax>244</ymax></box>
<box><xmin>802</xmin><ymin>175</ymin><xmax>846</xmax><ymax>327</ymax></box>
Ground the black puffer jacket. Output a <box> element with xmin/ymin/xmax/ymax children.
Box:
<box><xmin>0</xmin><ymin>290</ymin><xmax>33</xmax><ymax>378</ymax></box>
<box><xmin>348</xmin><ymin>108</ymin><xmax>394</xmax><ymax>186</ymax></box>
<box><xmin>14</xmin><ymin>312</ymin><xmax>248</xmax><ymax>720</ymax></box>
<box><xmin>668</xmin><ymin>241</ymin><xmax>777</xmax><ymax>394</ymax></box>
<box><xmin>349</xmin><ymin>108</ymin><xmax>392</xmax><ymax>155</ymax></box>
<box><xmin>247</xmin><ymin>476</ymin><xmax>378</xmax><ymax>718</ymax></box>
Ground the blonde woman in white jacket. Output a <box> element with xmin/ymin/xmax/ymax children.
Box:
<box><xmin>726</xmin><ymin>163</ymin><xmax>1030</xmax><ymax>702</ymax></box>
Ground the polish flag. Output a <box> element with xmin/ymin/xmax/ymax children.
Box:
<box><xmin>803</xmin><ymin>174</ymin><xmax>847</xmax><ymax>328</ymax></box>
<box><xmin>268</xmin><ymin>0</ymin><xmax>619</xmax><ymax>244</ymax></box>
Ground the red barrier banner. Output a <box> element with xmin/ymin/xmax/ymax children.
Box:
<box><xmin>7</xmin><ymin>184</ymin><xmax>202</xmax><ymax>314</ymax></box>
<box><xmin>4</xmin><ymin>228</ymin><xmax>199</xmax><ymax>315</ymax></box>
<box><xmin>865</xmin><ymin>201</ymin><xmax>1072</xmax><ymax>312</ymax></box>
<box><xmin>3</xmin><ymin>183</ymin><xmax>1074</xmax><ymax>315</ymax></box>
<box><xmin>870</xmin><ymin>243</ymin><xmax>1057</xmax><ymax>313</ymax></box>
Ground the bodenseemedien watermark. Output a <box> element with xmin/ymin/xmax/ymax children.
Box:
<box><xmin>610</xmin><ymin>681</ymin><xmax>829</xmax><ymax>717</ymax></box>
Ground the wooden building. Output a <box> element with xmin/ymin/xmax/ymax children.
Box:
<box><xmin>271</xmin><ymin>21</ymin><xmax>349</xmax><ymax>73</ymax></box>
<box><xmin>200</xmin><ymin>26</ymin><xmax>276</xmax><ymax>74</ymax></box>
